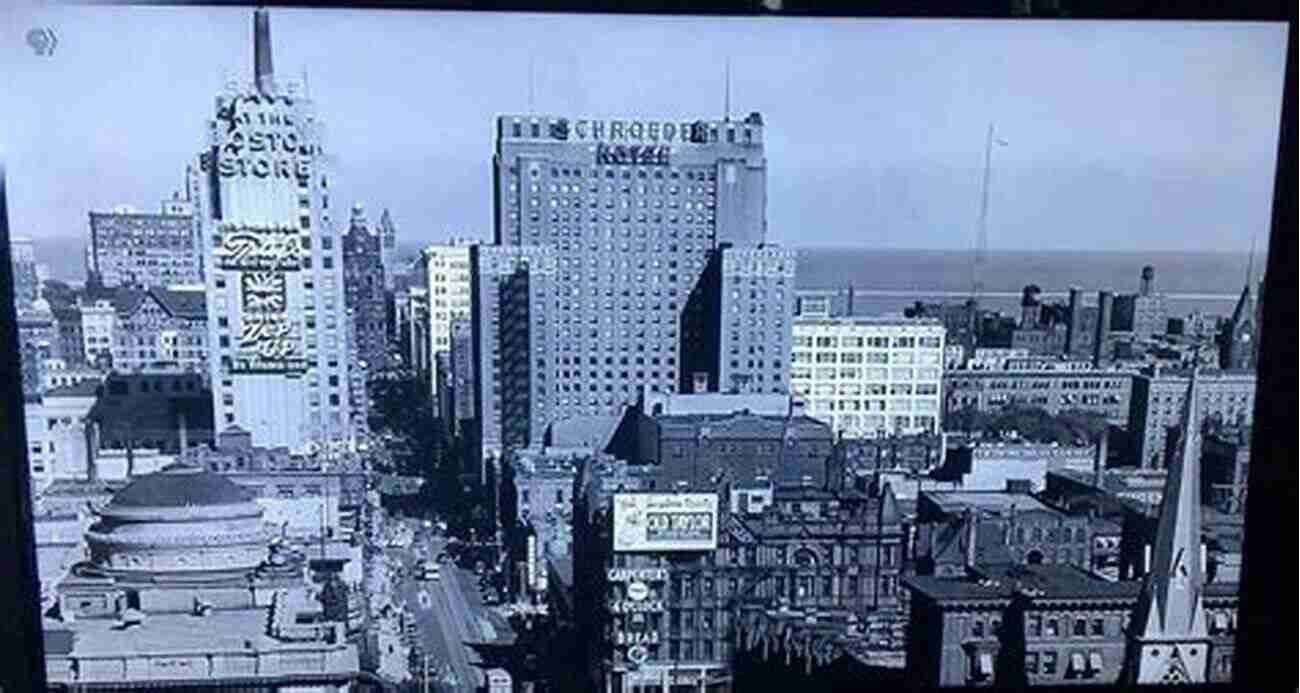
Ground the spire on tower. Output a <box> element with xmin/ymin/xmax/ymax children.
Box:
<box><xmin>254</xmin><ymin>8</ymin><xmax>275</xmax><ymax>94</ymax></box>
<box><xmin>1126</xmin><ymin>368</ymin><xmax>1209</xmax><ymax>684</ymax></box>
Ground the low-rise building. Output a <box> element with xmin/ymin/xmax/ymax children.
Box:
<box><xmin>913</xmin><ymin>490</ymin><xmax>1094</xmax><ymax>578</ymax></box>
<box><xmin>943</xmin><ymin>368</ymin><xmax>1133</xmax><ymax>426</ymax></box>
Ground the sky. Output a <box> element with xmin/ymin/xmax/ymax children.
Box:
<box><xmin>1</xmin><ymin>7</ymin><xmax>1288</xmax><ymax>256</ymax></box>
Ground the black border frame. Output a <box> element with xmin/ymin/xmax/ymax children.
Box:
<box><xmin>1</xmin><ymin>2</ymin><xmax>1293</xmax><ymax>692</ymax></box>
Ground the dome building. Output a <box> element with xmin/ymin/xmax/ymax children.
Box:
<box><xmin>85</xmin><ymin>463</ymin><xmax>268</xmax><ymax>577</ymax></box>
<box><xmin>57</xmin><ymin>463</ymin><xmax>304</xmax><ymax>620</ymax></box>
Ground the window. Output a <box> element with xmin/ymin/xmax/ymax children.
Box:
<box><xmin>1074</xmin><ymin>618</ymin><xmax>1087</xmax><ymax>636</ymax></box>
<box><xmin>1025</xmin><ymin>652</ymin><xmax>1040</xmax><ymax>675</ymax></box>
<box><xmin>1042</xmin><ymin>651</ymin><xmax>1058</xmax><ymax>675</ymax></box>
<box><xmin>1091</xmin><ymin>618</ymin><xmax>1104</xmax><ymax>636</ymax></box>
<box><xmin>1045</xmin><ymin>618</ymin><xmax>1059</xmax><ymax>637</ymax></box>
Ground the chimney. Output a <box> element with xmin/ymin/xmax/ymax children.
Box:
<box><xmin>1093</xmin><ymin>427</ymin><xmax>1109</xmax><ymax>489</ymax></box>
<box><xmin>964</xmin><ymin>509</ymin><xmax>978</xmax><ymax>572</ymax></box>
<box><xmin>253</xmin><ymin>9</ymin><xmax>275</xmax><ymax>95</ymax></box>
<box><xmin>178</xmin><ymin>410</ymin><xmax>189</xmax><ymax>455</ymax></box>
<box><xmin>1093</xmin><ymin>291</ymin><xmax>1113</xmax><ymax>366</ymax></box>
<box><xmin>1064</xmin><ymin>287</ymin><xmax>1083</xmax><ymax>355</ymax></box>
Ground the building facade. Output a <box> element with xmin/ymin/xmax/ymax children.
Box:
<box><xmin>633</xmin><ymin>410</ymin><xmax>834</xmax><ymax>488</ymax></box>
<box><xmin>573</xmin><ymin>457</ymin><xmax>909</xmax><ymax>693</ymax></box>
<box><xmin>340</xmin><ymin>204</ymin><xmax>389</xmax><ymax>371</ymax></box>
<box><xmin>791</xmin><ymin>317</ymin><xmax>945</xmax><ymax>438</ymax></box>
<box><xmin>424</xmin><ymin>239</ymin><xmax>475</xmax><ymax>411</ymax></box>
<box><xmin>87</xmin><ymin>197</ymin><xmax>201</xmax><ymax>288</ymax></box>
<box><xmin>493</xmin><ymin>113</ymin><xmax>768</xmax><ymax>428</ymax></box>
<box><xmin>943</xmin><ymin>368</ymin><xmax>1133</xmax><ymax>426</ymax></box>
<box><xmin>470</xmin><ymin>244</ymin><xmax>558</xmax><ymax>462</ymax></box>
<box><xmin>10</xmin><ymin>235</ymin><xmax>40</xmax><ymax>309</ymax></box>
<box><xmin>1111</xmin><ymin>266</ymin><xmax>1167</xmax><ymax>342</ymax></box>
<box><xmin>713</xmin><ymin>244</ymin><xmax>795</xmax><ymax>395</ymax></box>
<box><xmin>195</xmin><ymin>12</ymin><xmax>353</xmax><ymax>449</ymax></box>
<box><xmin>110</xmin><ymin>287</ymin><xmax>208</xmax><ymax>374</ymax></box>
<box><xmin>1128</xmin><ymin>368</ymin><xmax>1255</xmax><ymax>469</ymax></box>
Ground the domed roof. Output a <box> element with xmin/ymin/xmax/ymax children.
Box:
<box><xmin>108</xmin><ymin>463</ymin><xmax>255</xmax><ymax>508</ymax></box>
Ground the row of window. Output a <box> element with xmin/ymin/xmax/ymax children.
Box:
<box><xmin>795</xmin><ymin>335</ymin><xmax>942</xmax><ymax>349</ymax></box>
<box><xmin>791</xmin><ymin>367</ymin><xmax>942</xmax><ymax>382</ymax></box>
<box><xmin>793</xmin><ymin>350</ymin><xmax>943</xmax><ymax>365</ymax></box>
<box><xmin>801</xmin><ymin>382</ymin><xmax>940</xmax><ymax>396</ymax></box>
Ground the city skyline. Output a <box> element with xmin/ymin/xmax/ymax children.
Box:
<box><xmin>3</xmin><ymin>7</ymin><xmax>1287</xmax><ymax>254</ymax></box>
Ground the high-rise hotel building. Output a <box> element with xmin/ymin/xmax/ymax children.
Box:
<box><xmin>491</xmin><ymin>113</ymin><xmax>770</xmax><ymax>433</ymax></box>
<box><xmin>791</xmin><ymin>317</ymin><xmax>946</xmax><ymax>438</ymax></box>
<box><xmin>193</xmin><ymin>10</ymin><xmax>352</xmax><ymax>449</ymax></box>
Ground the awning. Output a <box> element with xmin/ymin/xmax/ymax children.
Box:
<box><xmin>1069</xmin><ymin>653</ymin><xmax>1086</xmax><ymax>673</ymax></box>
<box><xmin>1088</xmin><ymin>652</ymin><xmax>1104</xmax><ymax>672</ymax></box>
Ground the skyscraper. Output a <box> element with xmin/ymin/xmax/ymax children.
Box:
<box><xmin>341</xmin><ymin>204</ymin><xmax>389</xmax><ymax>371</ymax></box>
<box><xmin>469</xmin><ymin>245</ymin><xmax>557</xmax><ymax>464</ymax></box>
<box><xmin>195</xmin><ymin>9</ymin><xmax>352</xmax><ymax>448</ymax></box>
<box><xmin>9</xmin><ymin>236</ymin><xmax>40</xmax><ymax>309</ymax></box>
<box><xmin>424</xmin><ymin>239</ymin><xmax>475</xmax><ymax>412</ymax></box>
<box><xmin>491</xmin><ymin>113</ymin><xmax>768</xmax><ymax>428</ymax></box>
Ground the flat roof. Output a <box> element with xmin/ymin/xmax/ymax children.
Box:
<box><xmin>793</xmin><ymin>316</ymin><xmax>943</xmax><ymax>327</ymax></box>
<box><xmin>905</xmin><ymin>564</ymin><xmax>1143</xmax><ymax>603</ymax></box>
<box><xmin>53</xmin><ymin>608</ymin><xmax>288</xmax><ymax>656</ymax></box>
<box><xmin>923</xmin><ymin>491</ymin><xmax>1058</xmax><ymax>517</ymax></box>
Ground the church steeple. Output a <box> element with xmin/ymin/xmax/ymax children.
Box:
<box><xmin>1126</xmin><ymin>369</ymin><xmax>1209</xmax><ymax>684</ymax></box>
<box><xmin>253</xmin><ymin>8</ymin><xmax>275</xmax><ymax>95</ymax></box>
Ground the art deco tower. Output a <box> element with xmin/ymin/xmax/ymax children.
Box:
<box><xmin>195</xmin><ymin>9</ymin><xmax>352</xmax><ymax>449</ymax></box>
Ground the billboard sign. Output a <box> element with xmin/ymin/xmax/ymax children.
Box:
<box><xmin>613</xmin><ymin>493</ymin><xmax>718</xmax><ymax>552</ymax></box>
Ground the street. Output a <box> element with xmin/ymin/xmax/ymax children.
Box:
<box><xmin>388</xmin><ymin>522</ymin><xmax>495</xmax><ymax>693</ymax></box>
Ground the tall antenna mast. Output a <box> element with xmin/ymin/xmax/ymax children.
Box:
<box><xmin>970</xmin><ymin>122</ymin><xmax>994</xmax><ymax>305</ymax></box>
<box><xmin>724</xmin><ymin>58</ymin><xmax>732</xmax><ymax>122</ymax></box>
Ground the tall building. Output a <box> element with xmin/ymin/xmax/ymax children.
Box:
<box><xmin>87</xmin><ymin>197</ymin><xmax>201</xmax><ymax>288</ymax></box>
<box><xmin>424</xmin><ymin>239</ymin><xmax>475</xmax><ymax>410</ymax></box>
<box><xmin>341</xmin><ymin>204</ymin><xmax>388</xmax><ymax>371</ymax></box>
<box><xmin>687</xmin><ymin>244</ymin><xmax>794</xmax><ymax>395</ymax></box>
<box><xmin>10</xmin><ymin>235</ymin><xmax>40</xmax><ymax>309</ymax></box>
<box><xmin>1111</xmin><ymin>266</ymin><xmax>1167</xmax><ymax>341</ymax></box>
<box><xmin>791</xmin><ymin>317</ymin><xmax>945</xmax><ymax>438</ymax></box>
<box><xmin>492</xmin><ymin>113</ymin><xmax>768</xmax><ymax>427</ymax></box>
<box><xmin>378</xmin><ymin>207</ymin><xmax>399</xmax><ymax>289</ymax></box>
<box><xmin>448</xmin><ymin>317</ymin><xmax>476</xmax><ymax>435</ymax></box>
<box><xmin>469</xmin><ymin>245</ymin><xmax>557</xmax><ymax>463</ymax></box>
<box><xmin>1129</xmin><ymin>368</ymin><xmax>1255</xmax><ymax>469</ymax></box>
<box><xmin>194</xmin><ymin>9</ymin><xmax>352</xmax><ymax>449</ymax></box>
